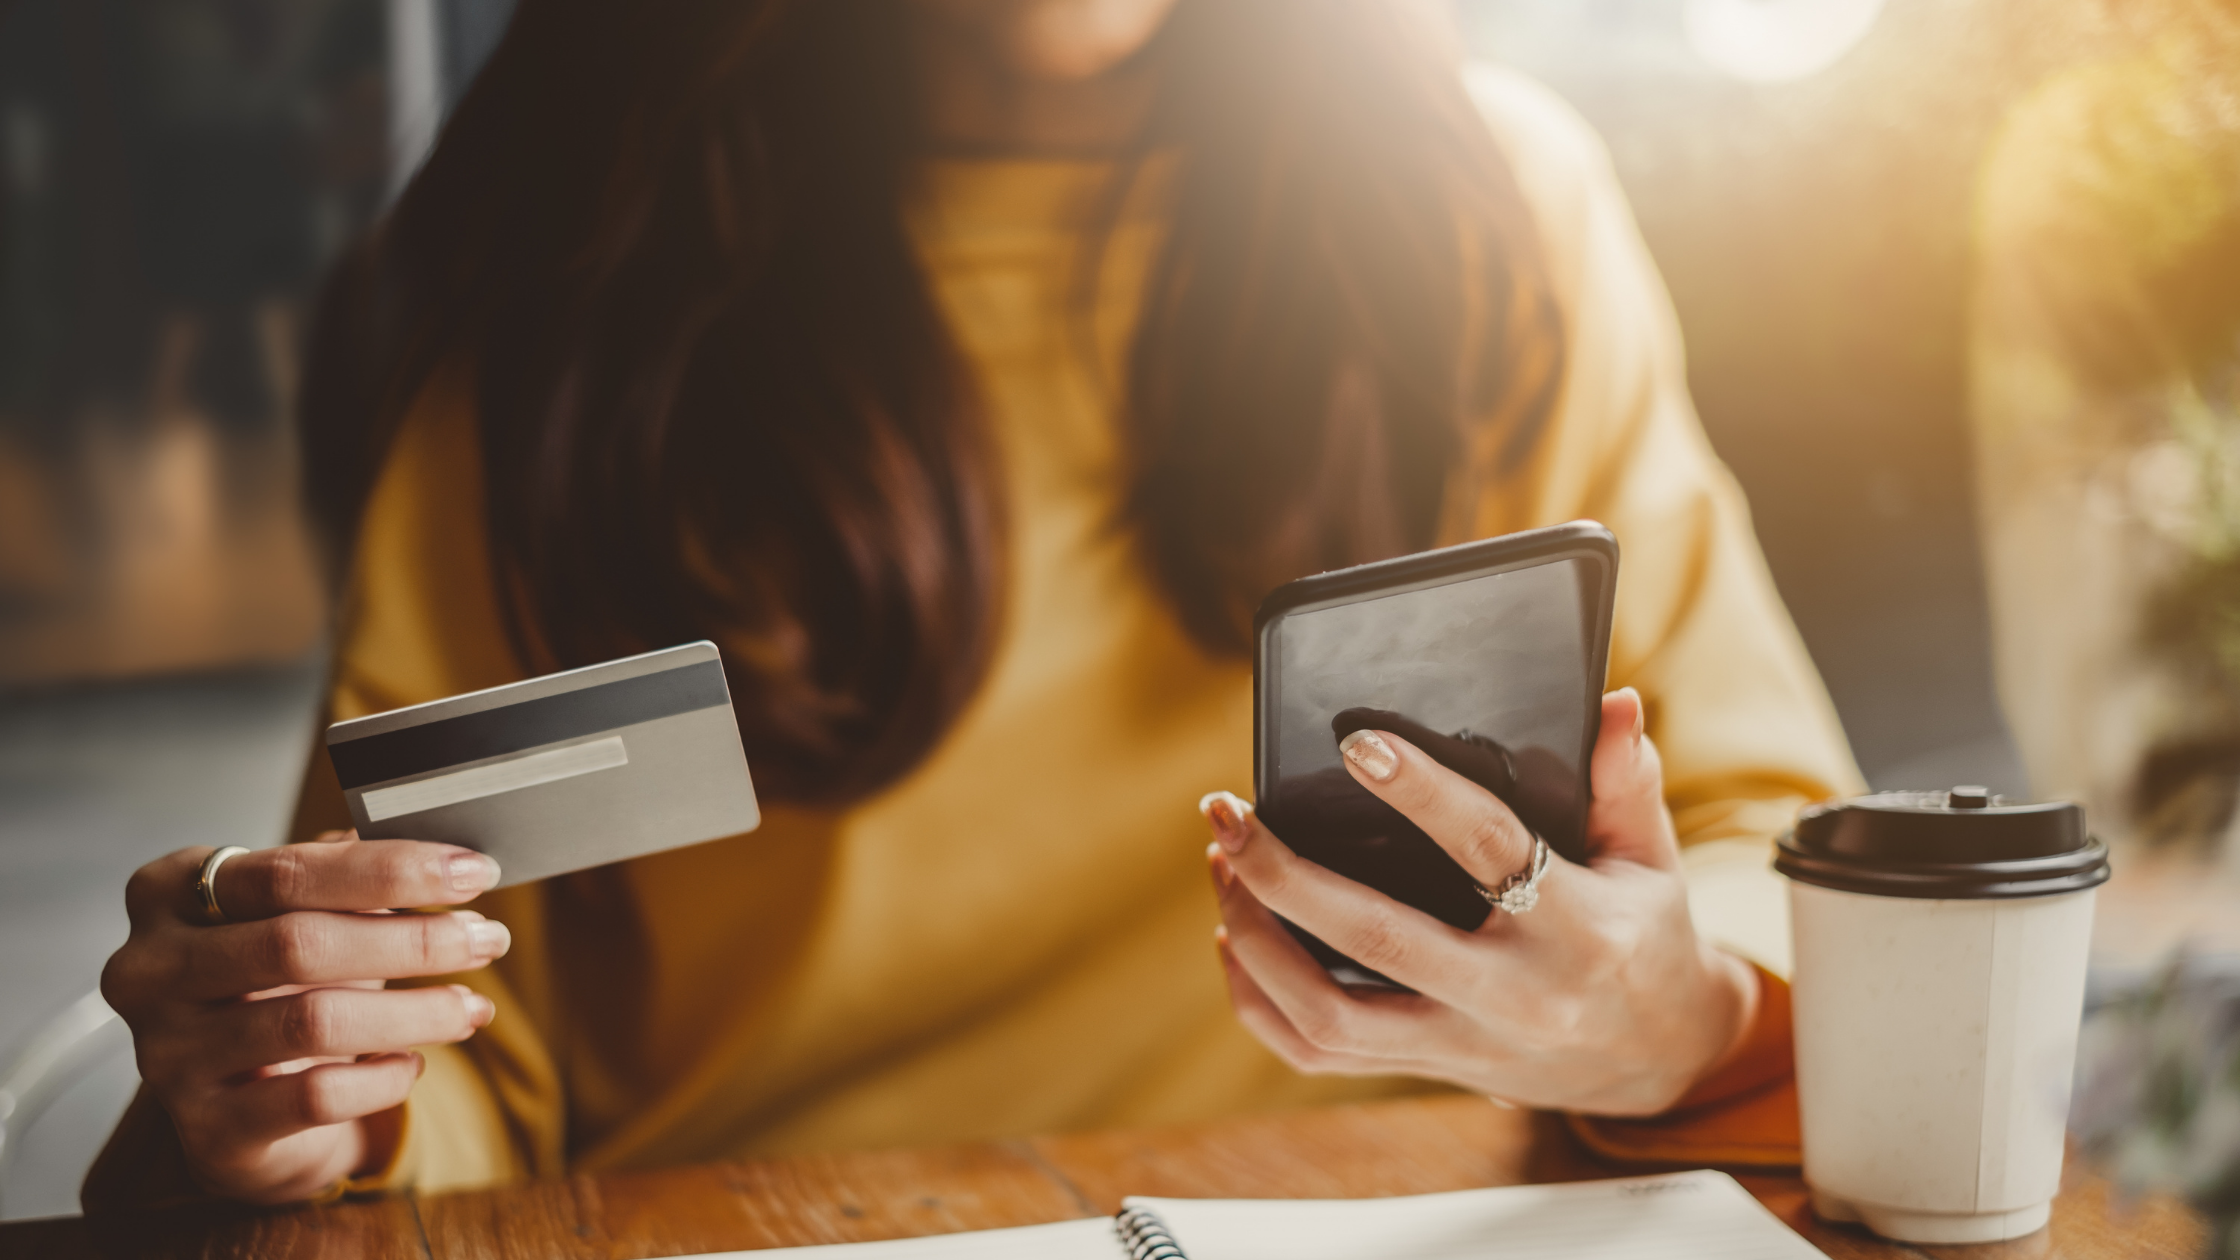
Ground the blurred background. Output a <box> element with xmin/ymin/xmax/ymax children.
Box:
<box><xmin>3</xmin><ymin>0</ymin><xmax>2236</xmax><ymax>1222</ymax></box>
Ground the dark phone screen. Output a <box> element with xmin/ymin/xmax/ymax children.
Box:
<box><xmin>1258</xmin><ymin>557</ymin><xmax>1599</xmax><ymax>984</ymax></box>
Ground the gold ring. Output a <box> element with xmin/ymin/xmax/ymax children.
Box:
<box><xmin>195</xmin><ymin>846</ymin><xmax>251</xmax><ymax>925</ymax></box>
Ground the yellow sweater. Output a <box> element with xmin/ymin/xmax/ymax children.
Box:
<box><xmin>93</xmin><ymin>69</ymin><xmax>1861</xmax><ymax>1203</ymax></box>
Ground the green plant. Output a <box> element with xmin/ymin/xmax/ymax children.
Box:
<box><xmin>2134</xmin><ymin>373</ymin><xmax>2240</xmax><ymax>844</ymax></box>
<box><xmin>2074</xmin><ymin>959</ymin><xmax>2240</xmax><ymax>1258</ymax></box>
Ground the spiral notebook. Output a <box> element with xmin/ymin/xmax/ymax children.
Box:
<box><xmin>709</xmin><ymin>1170</ymin><xmax>1829</xmax><ymax>1259</ymax></box>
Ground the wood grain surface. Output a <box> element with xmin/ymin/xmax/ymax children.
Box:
<box><xmin>1</xmin><ymin>1193</ymin><xmax>426</xmax><ymax>1260</ymax></box>
<box><xmin>2</xmin><ymin>1094</ymin><xmax>2204</xmax><ymax>1259</ymax></box>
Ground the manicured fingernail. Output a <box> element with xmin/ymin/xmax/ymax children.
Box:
<box><xmin>412</xmin><ymin>1050</ymin><xmax>428</xmax><ymax>1079</ymax></box>
<box><xmin>1339</xmin><ymin>729</ymin><xmax>1398</xmax><ymax>782</ymax></box>
<box><xmin>461</xmin><ymin>990</ymin><xmax>496</xmax><ymax>1026</ymax></box>
<box><xmin>1206</xmin><ymin>843</ymin><xmax>1234</xmax><ymax>889</ymax></box>
<box><xmin>1214</xmin><ymin>924</ymin><xmax>1231</xmax><ymax>950</ymax></box>
<box><xmin>1199</xmin><ymin>791</ymin><xmax>1252</xmax><ymax>852</ymax></box>
<box><xmin>448</xmin><ymin>852</ymin><xmax>500</xmax><ymax>893</ymax></box>
<box><xmin>1627</xmin><ymin>690</ymin><xmax>1645</xmax><ymax>744</ymax></box>
<box><xmin>462</xmin><ymin>913</ymin><xmax>510</xmax><ymax>959</ymax></box>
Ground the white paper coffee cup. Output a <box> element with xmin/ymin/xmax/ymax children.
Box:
<box><xmin>1776</xmin><ymin>788</ymin><xmax>2109</xmax><ymax>1245</ymax></box>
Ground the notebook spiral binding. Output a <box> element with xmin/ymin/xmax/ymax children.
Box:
<box><xmin>1114</xmin><ymin>1205</ymin><xmax>1188</xmax><ymax>1259</ymax></box>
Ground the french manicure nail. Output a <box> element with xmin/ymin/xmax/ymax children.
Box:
<box><xmin>1198</xmin><ymin>791</ymin><xmax>1253</xmax><ymax>853</ymax></box>
<box><xmin>463</xmin><ymin>914</ymin><xmax>510</xmax><ymax>959</ymax></box>
<box><xmin>1339</xmin><ymin>729</ymin><xmax>1399</xmax><ymax>782</ymax></box>
<box><xmin>448</xmin><ymin>852</ymin><xmax>501</xmax><ymax>893</ymax></box>
<box><xmin>463</xmin><ymin>991</ymin><xmax>496</xmax><ymax>1025</ymax></box>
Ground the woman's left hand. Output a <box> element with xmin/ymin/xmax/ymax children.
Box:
<box><xmin>1202</xmin><ymin>687</ymin><xmax>1757</xmax><ymax>1116</ymax></box>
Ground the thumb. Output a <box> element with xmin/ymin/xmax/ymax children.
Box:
<box><xmin>1585</xmin><ymin>688</ymin><xmax>1681</xmax><ymax>871</ymax></box>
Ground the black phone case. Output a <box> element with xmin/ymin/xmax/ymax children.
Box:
<box><xmin>1251</xmin><ymin>521</ymin><xmax>1620</xmax><ymax>986</ymax></box>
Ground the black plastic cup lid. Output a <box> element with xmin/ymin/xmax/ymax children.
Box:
<box><xmin>1773</xmin><ymin>787</ymin><xmax>2111</xmax><ymax>900</ymax></box>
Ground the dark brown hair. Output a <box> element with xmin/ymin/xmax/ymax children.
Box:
<box><xmin>300</xmin><ymin>0</ymin><xmax>1562</xmax><ymax>805</ymax></box>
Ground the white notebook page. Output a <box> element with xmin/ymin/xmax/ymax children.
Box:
<box><xmin>674</xmin><ymin>1170</ymin><xmax>1825</xmax><ymax>1259</ymax></box>
<box><xmin>1130</xmin><ymin>1170</ymin><xmax>1829</xmax><ymax>1260</ymax></box>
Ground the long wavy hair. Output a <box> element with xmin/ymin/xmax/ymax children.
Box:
<box><xmin>300</xmin><ymin>0</ymin><xmax>1563</xmax><ymax>805</ymax></box>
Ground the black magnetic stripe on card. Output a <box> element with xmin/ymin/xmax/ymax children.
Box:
<box><xmin>329</xmin><ymin>659</ymin><xmax>729</xmax><ymax>790</ymax></box>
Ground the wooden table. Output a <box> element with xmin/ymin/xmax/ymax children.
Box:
<box><xmin>1</xmin><ymin>1095</ymin><xmax>2203</xmax><ymax>1259</ymax></box>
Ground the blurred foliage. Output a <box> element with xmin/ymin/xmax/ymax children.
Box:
<box><xmin>2075</xmin><ymin>959</ymin><xmax>2240</xmax><ymax>1257</ymax></box>
<box><xmin>1974</xmin><ymin>0</ymin><xmax>2240</xmax><ymax>842</ymax></box>
<box><xmin>1975</xmin><ymin>0</ymin><xmax>2240</xmax><ymax>397</ymax></box>
<box><xmin>2137</xmin><ymin>377</ymin><xmax>2240</xmax><ymax>845</ymax></box>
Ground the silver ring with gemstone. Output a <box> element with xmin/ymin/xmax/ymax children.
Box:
<box><xmin>1475</xmin><ymin>835</ymin><xmax>1550</xmax><ymax>915</ymax></box>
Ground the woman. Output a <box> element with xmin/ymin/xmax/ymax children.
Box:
<box><xmin>92</xmin><ymin>0</ymin><xmax>1858</xmax><ymax>1208</ymax></box>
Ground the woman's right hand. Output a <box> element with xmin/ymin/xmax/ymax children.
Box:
<box><xmin>101</xmin><ymin>831</ymin><xmax>509</xmax><ymax>1204</ymax></box>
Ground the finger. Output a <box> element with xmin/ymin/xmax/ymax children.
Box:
<box><xmin>1205</xmin><ymin>835</ymin><xmax>1456</xmax><ymax>1055</ymax></box>
<box><xmin>1201</xmin><ymin>792</ymin><xmax>1485</xmax><ymax>1004</ymax></box>
<box><xmin>1213</xmin><ymin>928</ymin><xmax>1409</xmax><ymax>1077</ymax></box>
<box><xmin>218</xmin><ymin>1051</ymin><xmax>426</xmax><ymax>1143</ymax></box>
<box><xmin>188</xmin><ymin>838</ymin><xmax>502</xmax><ymax>922</ymax></box>
<box><xmin>1332</xmin><ymin>708</ymin><xmax>1516</xmax><ymax>798</ymax></box>
<box><xmin>182</xmin><ymin>910</ymin><xmax>510</xmax><ymax>999</ymax></box>
<box><xmin>1333</xmin><ymin>728</ymin><xmax>1542</xmax><ymax>893</ymax></box>
<box><xmin>126</xmin><ymin>848</ymin><xmax>216</xmax><ymax>924</ymax></box>
<box><xmin>197</xmin><ymin>985</ymin><xmax>493</xmax><ymax>1078</ymax></box>
<box><xmin>1585</xmin><ymin>688</ymin><xmax>1681</xmax><ymax>871</ymax></box>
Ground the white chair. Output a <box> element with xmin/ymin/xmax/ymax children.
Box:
<box><xmin>0</xmin><ymin>989</ymin><xmax>134</xmax><ymax>1220</ymax></box>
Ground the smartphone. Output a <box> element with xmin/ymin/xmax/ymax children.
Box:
<box><xmin>1252</xmin><ymin>521</ymin><xmax>1619</xmax><ymax>986</ymax></box>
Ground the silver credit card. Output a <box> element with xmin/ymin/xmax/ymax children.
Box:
<box><xmin>327</xmin><ymin>641</ymin><xmax>760</xmax><ymax>887</ymax></box>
